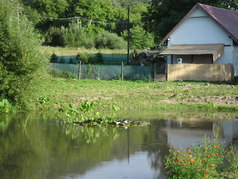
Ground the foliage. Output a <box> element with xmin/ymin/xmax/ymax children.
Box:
<box><xmin>123</xmin><ymin>25</ymin><xmax>154</xmax><ymax>49</ymax></box>
<box><xmin>225</xmin><ymin>145</ymin><xmax>238</xmax><ymax>176</ymax></box>
<box><xmin>95</xmin><ymin>31</ymin><xmax>127</xmax><ymax>49</ymax></box>
<box><xmin>44</xmin><ymin>27</ymin><xmax>65</xmax><ymax>46</ymax></box>
<box><xmin>32</xmin><ymin>79</ymin><xmax>238</xmax><ymax>118</ymax></box>
<box><xmin>59</xmin><ymin>101</ymin><xmax>149</xmax><ymax>127</ymax></box>
<box><xmin>165</xmin><ymin>136</ymin><xmax>225</xmax><ymax>178</ymax></box>
<box><xmin>0</xmin><ymin>99</ymin><xmax>13</xmax><ymax>113</ymax></box>
<box><xmin>22</xmin><ymin>0</ymin><xmax>153</xmax><ymax>48</ymax></box>
<box><xmin>95</xmin><ymin>53</ymin><xmax>104</xmax><ymax>64</ymax></box>
<box><xmin>165</xmin><ymin>136</ymin><xmax>238</xmax><ymax>178</ymax></box>
<box><xmin>50</xmin><ymin>53</ymin><xmax>58</xmax><ymax>63</ymax></box>
<box><xmin>77</xmin><ymin>53</ymin><xmax>103</xmax><ymax>64</ymax></box>
<box><xmin>60</xmin><ymin>21</ymin><xmax>95</xmax><ymax>48</ymax></box>
<box><xmin>0</xmin><ymin>0</ymin><xmax>46</xmax><ymax>108</ymax></box>
<box><xmin>36</xmin><ymin>96</ymin><xmax>50</xmax><ymax>104</ymax></box>
<box><xmin>30</xmin><ymin>0</ymin><xmax>69</xmax><ymax>18</ymax></box>
<box><xmin>60</xmin><ymin>56</ymin><xmax>65</xmax><ymax>64</ymax></box>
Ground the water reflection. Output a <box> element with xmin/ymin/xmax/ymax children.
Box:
<box><xmin>0</xmin><ymin>113</ymin><xmax>238</xmax><ymax>179</ymax></box>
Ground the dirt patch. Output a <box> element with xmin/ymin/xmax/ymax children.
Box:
<box><xmin>161</xmin><ymin>95</ymin><xmax>238</xmax><ymax>106</ymax></box>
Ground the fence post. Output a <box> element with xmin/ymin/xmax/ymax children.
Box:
<box><xmin>121</xmin><ymin>61</ymin><xmax>124</xmax><ymax>80</ymax></box>
<box><xmin>78</xmin><ymin>61</ymin><xmax>82</xmax><ymax>80</ymax></box>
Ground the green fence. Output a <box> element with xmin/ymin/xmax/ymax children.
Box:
<box><xmin>49</xmin><ymin>63</ymin><xmax>152</xmax><ymax>80</ymax></box>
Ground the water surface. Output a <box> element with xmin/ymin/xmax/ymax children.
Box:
<box><xmin>0</xmin><ymin>113</ymin><xmax>238</xmax><ymax>179</ymax></box>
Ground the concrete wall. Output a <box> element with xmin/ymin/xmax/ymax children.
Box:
<box><xmin>167</xmin><ymin>64</ymin><xmax>234</xmax><ymax>81</ymax></box>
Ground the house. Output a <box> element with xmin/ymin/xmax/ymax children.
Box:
<box><xmin>160</xmin><ymin>3</ymin><xmax>238</xmax><ymax>81</ymax></box>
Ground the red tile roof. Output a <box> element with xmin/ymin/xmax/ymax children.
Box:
<box><xmin>161</xmin><ymin>3</ymin><xmax>238</xmax><ymax>44</ymax></box>
<box><xmin>198</xmin><ymin>3</ymin><xmax>238</xmax><ymax>43</ymax></box>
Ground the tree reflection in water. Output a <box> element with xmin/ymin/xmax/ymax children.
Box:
<box><xmin>0</xmin><ymin>113</ymin><xmax>238</xmax><ymax>179</ymax></box>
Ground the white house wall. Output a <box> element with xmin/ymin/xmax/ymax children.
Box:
<box><xmin>232</xmin><ymin>46</ymin><xmax>238</xmax><ymax>76</ymax></box>
<box><xmin>166</xmin><ymin>8</ymin><xmax>238</xmax><ymax>75</ymax></box>
<box><xmin>168</xmin><ymin>8</ymin><xmax>232</xmax><ymax>45</ymax></box>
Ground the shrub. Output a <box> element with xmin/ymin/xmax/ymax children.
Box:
<box><xmin>60</xmin><ymin>21</ymin><xmax>95</xmax><ymax>48</ymax></box>
<box><xmin>76</xmin><ymin>53</ymin><xmax>103</xmax><ymax>64</ymax></box>
<box><xmin>69</xmin><ymin>57</ymin><xmax>74</xmax><ymax>64</ymax></box>
<box><xmin>94</xmin><ymin>53</ymin><xmax>103</xmax><ymax>64</ymax></box>
<box><xmin>50</xmin><ymin>53</ymin><xmax>58</xmax><ymax>63</ymax></box>
<box><xmin>44</xmin><ymin>27</ymin><xmax>65</xmax><ymax>46</ymax></box>
<box><xmin>60</xmin><ymin>56</ymin><xmax>65</xmax><ymax>64</ymax></box>
<box><xmin>95</xmin><ymin>31</ymin><xmax>127</xmax><ymax>49</ymax></box>
<box><xmin>0</xmin><ymin>0</ymin><xmax>47</xmax><ymax>108</ymax></box>
<box><xmin>79</xmin><ymin>54</ymin><xmax>91</xmax><ymax>64</ymax></box>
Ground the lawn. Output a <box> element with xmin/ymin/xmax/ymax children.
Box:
<box><xmin>34</xmin><ymin>78</ymin><xmax>238</xmax><ymax>117</ymax></box>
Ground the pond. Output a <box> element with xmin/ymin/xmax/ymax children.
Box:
<box><xmin>0</xmin><ymin>112</ymin><xmax>238</xmax><ymax>179</ymax></box>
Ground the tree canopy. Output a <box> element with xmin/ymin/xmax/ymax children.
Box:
<box><xmin>20</xmin><ymin>0</ymin><xmax>238</xmax><ymax>48</ymax></box>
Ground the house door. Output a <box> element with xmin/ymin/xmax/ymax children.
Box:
<box><xmin>193</xmin><ymin>55</ymin><xmax>213</xmax><ymax>64</ymax></box>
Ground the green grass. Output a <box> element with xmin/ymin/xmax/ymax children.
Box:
<box><xmin>33</xmin><ymin>78</ymin><xmax>238</xmax><ymax>116</ymax></box>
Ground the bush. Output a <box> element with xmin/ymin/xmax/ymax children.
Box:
<box><xmin>60</xmin><ymin>56</ymin><xmax>65</xmax><ymax>64</ymax></box>
<box><xmin>95</xmin><ymin>31</ymin><xmax>127</xmax><ymax>49</ymax></box>
<box><xmin>44</xmin><ymin>27</ymin><xmax>65</xmax><ymax>46</ymax></box>
<box><xmin>60</xmin><ymin>21</ymin><xmax>95</xmax><ymax>48</ymax></box>
<box><xmin>76</xmin><ymin>53</ymin><xmax>103</xmax><ymax>64</ymax></box>
<box><xmin>50</xmin><ymin>53</ymin><xmax>58</xmax><ymax>63</ymax></box>
<box><xmin>0</xmin><ymin>0</ymin><xmax>46</xmax><ymax>108</ymax></box>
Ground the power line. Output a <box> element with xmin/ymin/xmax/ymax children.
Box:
<box><xmin>38</xmin><ymin>15</ymin><xmax>129</xmax><ymax>24</ymax></box>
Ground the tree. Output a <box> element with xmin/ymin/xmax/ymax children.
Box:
<box><xmin>66</xmin><ymin>0</ymin><xmax>116</xmax><ymax>34</ymax></box>
<box><xmin>143</xmin><ymin>0</ymin><xmax>228</xmax><ymax>41</ymax></box>
<box><xmin>123</xmin><ymin>25</ymin><xmax>154</xmax><ymax>49</ymax></box>
<box><xmin>0</xmin><ymin>0</ymin><xmax>46</xmax><ymax>108</ymax></box>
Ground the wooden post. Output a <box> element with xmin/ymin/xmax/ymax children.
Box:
<box><xmin>121</xmin><ymin>61</ymin><xmax>124</xmax><ymax>80</ymax></box>
<box><xmin>78</xmin><ymin>61</ymin><xmax>82</xmax><ymax>80</ymax></box>
<box><xmin>127</xmin><ymin>5</ymin><xmax>130</xmax><ymax>62</ymax></box>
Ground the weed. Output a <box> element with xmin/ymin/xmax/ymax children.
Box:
<box><xmin>37</xmin><ymin>97</ymin><xmax>50</xmax><ymax>104</ymax></box>
<box><xmin>0</xmin><ymin>99</ymin><xmax>13</xmax><ymax>113</ymax></box>
<box><xmin>225</xmin><ymin>145</ymin><xmax>238</xmax><ymax>176</ymax></box>
<box><xmin>59</xmin><ymin>101</ymin><xmax>148</xmax><ymax>127</ymax></box>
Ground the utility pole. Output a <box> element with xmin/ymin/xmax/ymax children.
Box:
<box><xmin>127</xmin><ymin>5</ymin><xmax>130</xmax><ymax>62</ymax></box>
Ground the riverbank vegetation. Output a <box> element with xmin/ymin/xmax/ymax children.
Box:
<box><xmin>0</xmin><ymin>0</ymin><xmax>46</xmax><ymax>109</ymax></box>
<box><xmin>165</xmin><ymin>136</ymin><xmax>238</xmax><ymax>178</ymax></box>
<box><xmin>33</xmin><ymin>77</ymin><xmax>238</xmax><ymax>115</ymax></box>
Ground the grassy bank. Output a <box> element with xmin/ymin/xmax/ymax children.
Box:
<box><xmin>33</xmin><ymin>78</ymin><xmax>238</xmax><ymax>115</ymax></box>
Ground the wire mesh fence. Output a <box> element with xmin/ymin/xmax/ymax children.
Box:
<box><xmin>49</xmin><ymin>63</ymin><xmax>152</xmax><ymax>80</ymax></box>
